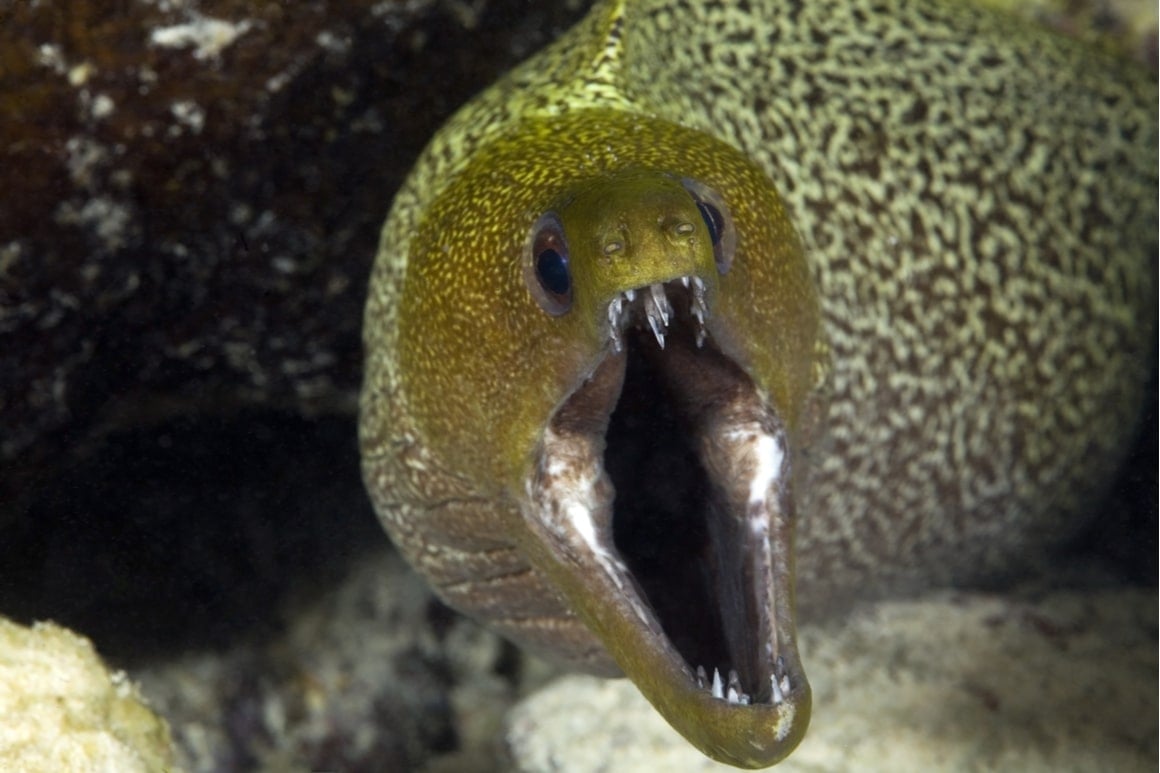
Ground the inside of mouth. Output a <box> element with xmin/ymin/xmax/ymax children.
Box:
<box><xmin>597</xmin><ymin>294</ymin><xmax>776</xmax><ymax>704</ymax></box>
<box><xmin>605</xmin><ymin>326</ymin><xmax>733</xmax><ymax>679</ymax></box>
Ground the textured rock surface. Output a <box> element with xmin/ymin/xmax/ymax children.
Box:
<box><xmin>0</xmin><ymin>410</ymin><xmax>558</xmax><ymax>771</ymax></box>
<box><xmin>0</xmin><ymin>616</ymin><xmax>177</xmax><ymax>772</ymax></box>
<box><xmin>507</xmin><ymin>586</ymin><xmax>1159</xmax><ymax>772</ymax></box>
<box><xmin>0</xmin><ymin>0</ymin><xmax>587</xmax><ymax>521</ymax></box>
<box><xmin>133</xmin><ymin>546</ymin><xmax>557</xmax><ymax>773</ymax></box>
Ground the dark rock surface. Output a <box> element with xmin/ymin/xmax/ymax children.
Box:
<box><xmin>0</xmin><ymin>0</ymin><xmax>586</xmax><ymax>519</ymax></box>
<box><xmin>0</xmin><ymin>3</ymin><xmax>583</xmax><ymax>768</ymax></box>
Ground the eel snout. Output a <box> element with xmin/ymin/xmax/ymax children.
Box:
<box><xmin>522</xmin><ymin>276</ymin><xmax>810</xmax><ymax>767</ymax></box>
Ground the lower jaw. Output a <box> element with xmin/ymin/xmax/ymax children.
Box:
<box><xmin>525</xmin><ymin>318</ymin><xmax>810</xmax><ymax>762</ymax></box>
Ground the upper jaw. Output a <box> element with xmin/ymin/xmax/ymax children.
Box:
<box><xmin>521</xmin><ymin>277</ymin><xmax>811</xmax><ymax>767</ymax></box>
<box><xmin>606</xmin><ymin>274</ymin><xmax>710</xmax><ymax>353</ymax></box>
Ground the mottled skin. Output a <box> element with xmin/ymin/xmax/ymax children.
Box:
<box><xmin>361</xmin><ymin>0</ymin><xmax>1157</xmax><ymax>767</ymax></box>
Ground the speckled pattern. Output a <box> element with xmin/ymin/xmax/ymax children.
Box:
<box><xmin>622</xmin><ymin>0</ymin><xmax>1158</xmax><ymax>602</ymax></box>
<box><xmin>363</xmin><ymin>0</ymin><xmax>1155</xmax><ymax>650</ymax></box>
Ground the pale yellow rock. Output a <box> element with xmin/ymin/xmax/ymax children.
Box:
<box><xmin>0</xmin><ymin>617</ymin><xmax>179</xmax><ymax>773</ymax></box>
<box><xmin>506</xmin><ymin>587</ymin><xmax>1158</xmax><ymax>772</ymax></box>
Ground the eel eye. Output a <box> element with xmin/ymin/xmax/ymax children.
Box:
<box><xmin>696</xmin><ymin>200</ymin><xmax>725</xmax><ymax>246</ymax></box>
<box><xmin>682</xmin><ymin>178</ymin><xmax>737</xmax><ymax>276</ymax></box>
<box><xmin>526</xmin><ymin>213</ymin><xmax>573</xmax><ymax>315</ymax></box>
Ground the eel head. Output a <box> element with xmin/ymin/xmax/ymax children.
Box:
<box><xmin>384</xmin><ymin>113</ymin><xmax>824</xmax><ymax>768</ymax></box>
<box><xmin>521</xmin><ymin>168</ymin><xmax>811</xmax><ymax>766</ymax></box>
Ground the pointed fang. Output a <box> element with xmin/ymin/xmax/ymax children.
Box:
<box><xmin>770</xmin><ymin>673</ymin><xmax>785</xmax><ymax>704</ymax></box>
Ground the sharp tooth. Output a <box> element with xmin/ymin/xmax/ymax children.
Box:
<box><xmin>644</xmin><ymin>283</ymin><xmax>673</xmax><ymax>349</ymax></box>
<box><xmin>688</xmin><ymin>278</ymin><xmax>709</xmax><ymax>347</ymax></box>
<box><xmin>607</xmin><ymin>297</ymin><xmax>626</xmax><ymax>352</ymax></box>
<box><xmin>727</xmin><ymin>670</ymin><xmax>744</xmax><ymax>705</ymax></box>
<box><xmin>680</xmin><ymin>275</ymin><xmax>691</xmax><ymax>288</ymax></box>
<box><xmin>692</xmin><ymin>279</ymin><xmax>707</xmax><ymax>313</ymax></box>
<box><xmin>624</xmin><ymin>288</ymin><xmax>636</xmax><ymax>302</ymax></box>
<box><xmin>645</xmin><ymin>303</ymin><xmax>665</xmax><ymax>348</ymax></box>
<box><xmin>711</xmin><ymin>668</ymin><xmax>724</xmax><ymax>700</ymax></box>
<box><xmin>651</xmin><ymin>323</ymin><xmax>666</xmax><ymax>350</ymax></box>
<box><xmin>725</xmin><ymin>670</ymin><xmax>744</xmax><ymax>705</ymax></box>
<box><xmin>649</xmin><ymin>282</ymin><xmax>672</xmax><ymax>325</ymax></box>
<box><xmin>770</xmin><ymin>673</ymin><xmax>785</xmax><ymax>704</ymax></box>
<box><xmin>696</xmin><ymin>666</ymin><xmax>707</xmax><ymax>689</ymax></box>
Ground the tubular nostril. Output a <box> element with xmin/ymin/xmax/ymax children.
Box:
<box><xmin>666</xmin><ymin>219</ymin><xmax>697</xmax><ymax>242</ymax></box>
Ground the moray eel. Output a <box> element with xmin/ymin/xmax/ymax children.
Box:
<box><xmin>360</xmin><ymin>0</ymin><xmax>1157</xmax><ymax>767</ymax></box>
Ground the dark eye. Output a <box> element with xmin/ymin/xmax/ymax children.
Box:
<box><xmin>696</xmin><ymin>200</ymin><xmax>725</xmax><ymax>246</ymax></box>
<box><xmin>682</xmin><ymin>178</ymin><xmax>737</xmax><ymax>276</ymax></box>
<box><xmin>536</xmin><ymin>247</ymin><xmax>570</xmax><ymax>296</ymax></box>
<box><xmin>525</xmin><ymin>213</ymin><xmax>572</xmax><ymax>315</ymax></box>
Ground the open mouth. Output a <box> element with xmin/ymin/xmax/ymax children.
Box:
<box><xmin>523</xmin><ymin>275</ymin><xmax>808</xmax><ymax>761</ymax></box>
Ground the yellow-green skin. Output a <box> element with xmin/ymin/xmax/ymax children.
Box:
<box><xmin>361</xmin><ymin>0</ymin><xmax>1157</xmax><ymax>767</ymax></box>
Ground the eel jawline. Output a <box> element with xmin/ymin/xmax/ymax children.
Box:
<box><xmin>523</xmin><ymin>278</ymin><xmax>810</xmax><ymax>767</ymax></box>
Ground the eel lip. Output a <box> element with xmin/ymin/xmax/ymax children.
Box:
<box><xmin>522</xmin><ymin>276</ymin><xmax>811</xmax><ymax>767</ymax></box>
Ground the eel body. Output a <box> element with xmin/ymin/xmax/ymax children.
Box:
<box><xmin>360</xmin><ymin>0</ymin><xmax>1157</xmax><ymax>767</ymax></box>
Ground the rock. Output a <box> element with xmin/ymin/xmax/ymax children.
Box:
<box><xmin>0</xmin><ymin>0</ymin><xmax>587</xmax><ymax>521</ymax></box>
<box><xmin>0</xmin><ymin>408</ymin><xmax>559</xmax><ymax>772</ymax></box>
<box><xmin>0</xmin><ymin>616</ymin><xmax>177</xmax><ymax>772</ymax></box>
<box><xmin>133</xmin><ymin>546</ymin><xmax>558</xmax><ymax>773</ymax></box>
<box><xmin>506</xmin><ymin>586</ymin><xmax>1158</xmax><ymax>772</ymax></box>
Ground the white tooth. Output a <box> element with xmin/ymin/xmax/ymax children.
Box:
<box><xmin>690</xmin><ymin>280</ymin><xmax>710</xmax><ymax>348</ymax></box>
<box><xmin>727</xmin><ymin>671</ymin><xmax>744</xmax><ymax>705</ymax></box>
<box><xmin>696</xmin><ymin>666</ymin><xmax>707</xmax><ymax>689</ymax></box>
<box><xmin>608</xmin><ymin>297</ymin><xmax>626</xmax><ymax>352</ymax></box>
<box><xmin>625</xmin><ymin>288</ymin><xmax>636</xmax><ymax>302</ymax></box>
<box><xmin>780</xmin><ymin>674</ymin><xmax>790</xmax><ymax>695</ymax></box>
<box><xmin>645</xmin><ymin>295</ymin><xmax>668</xmax><ymax>349</ymax></box>
<box><xmin>680</xmin><ymin>275</ymin><xmax>691</xmax><ymax>288</ymax></box>
<box><xmin>770</xmin><ymin>673</ymin><xmax>785</xmax><ymax>704</ymax></box>
<box><xmin>740</xmin><ymin>693</ymin><xmax>751</xmax><ymax>705</ymax></box>
<box><xmin>649</xmin><ymin>283</ymin><xmax>672</xmax><ymax>326</ymax></box>
<box><xmin>712</xmin><ymin>668</ymin><xmax>724</xmax><ymax>700</ymax></box>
